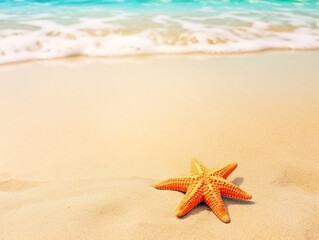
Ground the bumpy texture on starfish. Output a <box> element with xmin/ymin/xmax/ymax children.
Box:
<box><xmin>155</xmin><ymin>159</ymin><xmax>252</xmax><ymax>223</ymax></box>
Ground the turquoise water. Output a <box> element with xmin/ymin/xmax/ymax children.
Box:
<box><xmin>0</xmin><ymin>0</ymin><xmax>319</xmax><ymax>63</ymax></box>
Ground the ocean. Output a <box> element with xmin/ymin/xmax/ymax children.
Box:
<box><xmin>0</xmin><ymin>0</ymin><xmax>319</xmax><ymax>64</ymax></box>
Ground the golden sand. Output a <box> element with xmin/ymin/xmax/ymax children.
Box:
<box><xmin>0</xmin><ymin>52</ymin><xmax>318</xmax><ymax>239</ymax></box>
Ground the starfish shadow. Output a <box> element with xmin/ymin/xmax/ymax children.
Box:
<box><xmin>225</xmin><ymin>177</ymin><xmax>255</xmax><ymax>206</ymax></box>
<box><xmin>232</xmin><ymin>177</ymin><xmax>244</xmax><ymax>186</ymax></box>
<box><xmin>223</xmin><ymin>196</ymin><xmax>255</xmax><ymax>206</ymax></box>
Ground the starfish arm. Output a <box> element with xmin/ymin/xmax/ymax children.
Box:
<box><xmin>210</xmin><ymin>162</ymin><xmax>238</xmax><ymax>179</ymax></box>
<box><xmin>204</xmin><ymin>184</ymin><xmax>230</xmax><ymax>223</ymax></box>
<box><xmin>155</xmin><ymin>176</ymin><xmax>197</xmax><ymax>192</ymax></box>
<box><xmin>191</xmin><ymin>159</ymin><xmax>208</xmax><ymax>175</ymax></box>
<box><xmin>218</xmin><ymin>179</ymin><xmax>252</xmax><ymax>200</ymax></box>
<box><xmin>175</xmin><ymin>181</ymin><xmax>203</xmax><ymax>217</ymax></box>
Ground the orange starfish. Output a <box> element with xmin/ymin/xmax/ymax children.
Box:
<box><xmin>155</xmin><ymin>159</ymin><xmax>252</xmax><ymax>223</ymax></box>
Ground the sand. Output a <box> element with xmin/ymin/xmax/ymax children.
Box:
<box><xmin>0</xmin><ymin>52</ymin><xmax>318</xmax><ymax>239</ymax></box>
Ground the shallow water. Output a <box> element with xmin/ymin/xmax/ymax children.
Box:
<box><xmin>0</xmin><ymin>0</ymin><xmax>319</xmax><ymax>63</ymax></box>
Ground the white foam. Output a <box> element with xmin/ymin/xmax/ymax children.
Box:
<box><xmin>0</xmin><ymin>6</ymin><xmax>319</xmax><ymax>64</ymax></box>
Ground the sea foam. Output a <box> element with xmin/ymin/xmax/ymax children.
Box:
<box><xmin>0</xmin><ymin>0</ymin><xmax>319</xmax><ymax>64</ymax></box>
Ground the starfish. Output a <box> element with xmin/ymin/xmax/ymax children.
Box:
<box><xmin>155</xmin><ymin>159</ymin><xmax>252</xmax><ymax>223</ymax></box>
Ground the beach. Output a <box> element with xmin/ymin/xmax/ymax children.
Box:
<box><xmin>0</xmin><ymin>52</ymin><xmax>318</xmax><ymax>239</ymax></box>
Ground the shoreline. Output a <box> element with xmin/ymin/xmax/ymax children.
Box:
<box><xmin>1</xmin><ymin>48</ymin><xmax>319</xmax><ymax>67</ymax></box>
